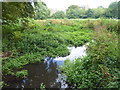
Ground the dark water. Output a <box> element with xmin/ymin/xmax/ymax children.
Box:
<box><xmin>2</xmin><ymin>45</ymin><xmax>87</xmax><ymax>88</ymax></box>
<box><xmin>2</xmin><ymin>57</ymin><xmax>67</xmax><ymax>88</ymax></box>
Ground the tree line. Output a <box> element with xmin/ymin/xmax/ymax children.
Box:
<box><xmin>2</xmin><ymin>0</ymin><xmax>119</xmax><ymax>23</ymax></box>
<box><xmin>52</xmin><ymin>2</ymin><xmax>119</xmax><ymax>19</ymax></box>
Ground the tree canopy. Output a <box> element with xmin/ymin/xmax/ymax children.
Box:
<box><xmin>108</xmin><ymin>2</ymin><xmax>118</xmax><ymax>18</ymax></box>
<box><xmin>2</xmin><ymin>2</ymin><xmax>34</xmax><ymax>21</ymax></box>
<box><xmin>65</xmin><ymin>1</ymin><xmax>119</xmax><ymax>19</ymax></box>
<box><xmin>2</xmin><ymin>1</ymin><xmax>119</xmax><ymax>21</ymax></box>
<box><xmin>66</xmin><ymin>5</ymin><xmax>82</xmax><ymax>19</ymax></box>
<box><xmin>51</xmin><ymin>11</ymin><xmax>66</xmax><ymax>19</ymax></box>
<box><xmin>34</xmin><ymin>1</ymin><xmax>50</xmax><ymax>20</ymax></box>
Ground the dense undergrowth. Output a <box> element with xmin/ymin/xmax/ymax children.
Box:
<box><xmin>2</xmin><ymin>19</ymin><xmax>119</xmax><ymax>88</ymax></box>
<box><xmin>2</xmin><ymin>18</ymin><xmax>93</xmax><ymax>75</ymax></box>
<box><xmin>61</xmin><ymin>19</ymin><xmax>119</xmax><ymax>88</ymax></box>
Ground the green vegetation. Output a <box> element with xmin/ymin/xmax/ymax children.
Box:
<box><xmin>61</xmin><ymin>1</ymin><xmax>119</xmax><ymax>19</ymax></box>
<box><xmin>52</xmin><ymin>11</ymin><xmax>66</xmax><ymax>19</ymax></box>
<box><xmin>2</xmin><ymin>53</ymin><xmax>42</xmax><ymax>75</ymax></box>
<box><xmin>66</xmin><ymin>5</ymin><xmax>84</xmax><ymax>19</ymax></box>
<box><xmin>2</xmin><ymin>0</ymin><xmax>119</xmax><ymax>89</ymax></box>
<box><xmin>0</xmin><ymin>81</ymin><xmax>4</xmax><ymax>88</ymax></box>
<box><xmin>2</xmin><ymin>19</ymin><xmax>93</xmax><ymax>75</ymax></box>
<box><xmin>15</xmin><ymin>70</ymin><xmax>28</xmax><ymax>78</ymax></box>
<box><xmin>108</xmin><ymin>2</ymin><xmax>118</xmax><ymax>18</ymax></box>
<box><xmin>2</xmin><ymin>2</ymin><xmax>34</xmax><ymax>22</ymax></box>
<box><xmin>40</xmin><ymin>83</ymin><xmax>46</xmax><ymax>90</ymax></box>
<box><xmin>34</xmin><ymin>2</ymin><xmax>50</xmax><ymax>20</ymax></box>
<box><xmin>60</xmin><ymin>19</ymin><xmax>119</xmax><ymax>88</ymax></box>
<box><xmin>2</xmin><ymin>1</ymin><xmax>119</xmax><ymax>22</ymax></box>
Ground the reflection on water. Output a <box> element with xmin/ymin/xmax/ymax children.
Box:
<box><xmin>53</xmin><ymin>45</ymin><xmax>87</xmax><ymax>65</ymax></box>
<box><xmin>3</xmin><ymin>61</ymin><xmax>64</xmax><ymax>88</ymax></box>
<box><xmin>2</xmin><ymin>45</ymin><xmax>87</xmax><ymax>88</ymax></box>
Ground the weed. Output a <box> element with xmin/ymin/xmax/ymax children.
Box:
<box><xmin>15</xmin><ymin>70</ymin><xmax>28</xmax><ymax>78</ymax></box>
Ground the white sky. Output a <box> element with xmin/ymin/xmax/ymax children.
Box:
<box><xmin>41</xmin><ymin>0</ymin><xmax>118</xmax><ymax>10</ymax></box>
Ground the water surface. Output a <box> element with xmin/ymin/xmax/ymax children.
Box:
<box><xmin>2</xmin><ymin>45</ymin><xmax>87</xmax><ymax>88</ymax></box>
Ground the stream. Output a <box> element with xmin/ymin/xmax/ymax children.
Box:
<box><xmin>2</xmin><ymin>45</ymin><xmax>87</xmax><ymax>88</ymax></box>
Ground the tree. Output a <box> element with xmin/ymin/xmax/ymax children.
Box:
<box><xmin>34</xmin><ymin>1</ymin><xmax>50</xmax><ymax>20</ymax></box>
<box><xmin>108</xmin><ymin>2</ymin><xmax>118</xmax><ymax>18</ymax></box>
<box><xmin>51</xmin><ymin>11</ymin><xmax>66</xmax><ymax>19</ymax></box>
<box><xmin>66</xmin><ymin>5</ymin><xmax>81</xmax><ymax>19</ymax></box>
<box><xmin>118</xmin><ymin>1</ymin><xmax>120</xmax><ymax>19</ymax></box>
<box><xmin>103</xmin><ymin>8</ymin><xmax>112</xmax><ymax>18</ymax></box>
<box><xmin>85</xmin><ymin>9</ymin><xmax>94</xmax><ymax>18</ymax></box>
<box><xmin>93</xmin><ymin>7</ymin><xmax>105</xmax><ymax>18</ymax></box>
<box><xmin>2</xmin><ymin>2</ymin><xmax>34</xmax><ymax>22</ymax></box>
<box><xmin>78</xmin><ymin>9</ymin><xmax>85</xmax><ymax>18</ymax></box>
<box><xmin>2</xmin><ymin>2</ymin><xmax>36</xmax><ymax>39</ymax></box>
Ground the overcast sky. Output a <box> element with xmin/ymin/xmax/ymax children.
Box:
<box><xmin>41</xmin><ymin>0</ymin><xmax>118</xmax><ymax>10</ymax></box>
